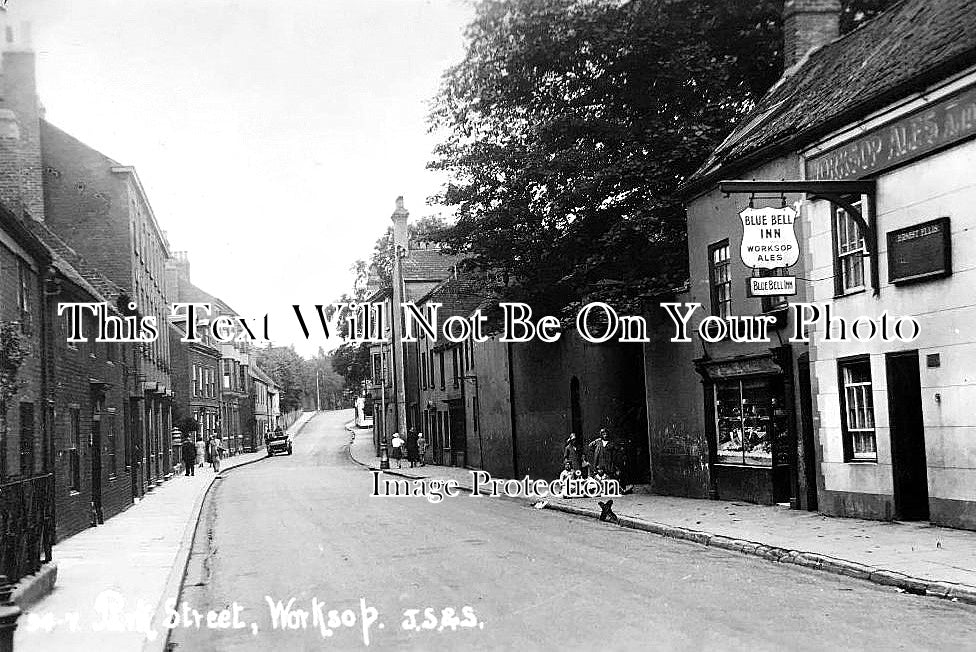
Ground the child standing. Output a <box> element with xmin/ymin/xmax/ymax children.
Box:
<box><xmin>417</xmin><ymin>432</ymin><xmax>427</xmax><ymax>466</ymax></box>
<box><xmin>390</xmin><ymin>432</ymin><xmax>404</xmax><ymax>468</ymax></box>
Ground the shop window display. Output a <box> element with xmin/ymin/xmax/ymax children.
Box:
<box><xmin>713</xmin><ymin>377</ymin><xmax>787</xmax><ymax>466</ymax></box>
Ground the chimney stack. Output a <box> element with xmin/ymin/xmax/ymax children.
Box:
<box><xmin>783</xmin><ymin>0</ymin><xmax>841</xmax><ymax>69</ymax></box>
<box><xmin>0</xmin><ymin>14</ymin><xmax>43</xmax><ymax>220</ymax></box>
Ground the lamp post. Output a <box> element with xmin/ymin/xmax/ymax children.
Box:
<box><xmin>379</xmin><ymin>342</ymin><xmax>390</xmax><ymax>469</ymax></box>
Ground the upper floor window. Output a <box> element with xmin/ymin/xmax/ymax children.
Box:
<box><xmin>18</xmin><ymin>260</ymin><xmax>33</xmax><ymax>334</ymax></box>
<box><xmin>708</xmin><ymin>240</ymin><xmax>731</xmax><ymax>318</ymax></box>
<box><xmin>839</xmin><ymin>357</ymin><xmax>876</xmax><ymax>461</ymax></box>
<box><xmin>833</xmin><ymin>199</ymin><xmax>866</xmax><ymax>295</ymax></box>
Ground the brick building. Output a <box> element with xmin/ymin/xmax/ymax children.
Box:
<box><xmin>411</xmin><ymin>272</ymin><xmax>649</xmax><ymax>483</ymax></box>
<box><xmin>39</xmin><ymin>124</ymin><xmax>175</xmax><ymax>495</ymax></box>
<box><xmin>366</xmin><ymin>240</ymin><xmax>462</xmax><ymax>449</ymax></box>
<box><xmin>168</xmin><ymin>314</ymin><xmax>221</xmax><ymax>453</ymax></box>
<box><xmin>165</xmin><ymin>251</ymin><xmax>252</xmax><ymax>455</ymax></box>
<box><xmin>26</xmin><ymin>217</ymin><xmax>136</xmax><ymax>540</ymax></box>
<box><xmin>248</xmin><ymin>365</ymin><xmax>275</xmax><ymax>451</ymax></box>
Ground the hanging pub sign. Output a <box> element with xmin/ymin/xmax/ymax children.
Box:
<box><xmin>740</xmin><ymin>206</ymin><xmax>799</xmax><ymax>296</ymax></box>
<box><xmin>887</xmin><ymin>217</ymin><xmax>952</xmax><ymax>285</ymax></box>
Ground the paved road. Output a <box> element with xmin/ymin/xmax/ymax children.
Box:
<box><xmin>169</xmin><ymin>410</ymin><xmax>976</xmax><ymax>651</ymax></box>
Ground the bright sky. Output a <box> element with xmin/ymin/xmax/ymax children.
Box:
<box><xmin>7</xmin><ymin>0</ymin><xmax>472</xmax><ymax>356</ymax></box>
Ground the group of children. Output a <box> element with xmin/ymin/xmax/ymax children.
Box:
<box><xmin>389</xmin><ymin>430</ymin><xmax>427</xmax><ymax>468</ymax></box>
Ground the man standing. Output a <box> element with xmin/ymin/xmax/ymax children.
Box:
<box><xmin>587</xmin><ymin>429</ymin><xmax>614</xmax><ymax>477</ymax></box>
<box><xmin>181</xmin><ymin>434</ymin><xmax>197</xmax><ymax>476</ymax></box>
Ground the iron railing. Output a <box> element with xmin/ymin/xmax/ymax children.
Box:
<box><xmin>0</xmin><ymin>473</ymin><xmax>54</xmax><ymax>583</ymax></box>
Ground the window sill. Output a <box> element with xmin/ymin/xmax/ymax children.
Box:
<box><xmin>844</xmin><ymin>459</ymin><xmax>878</xmax><ymax>465</ymax></box>
<box><xmin>833</xmin><ymin>288</ymin><xmax>866</xmax><ymax>299</ymax></box>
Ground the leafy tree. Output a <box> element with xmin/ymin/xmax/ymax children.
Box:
<box><xmin>255</xmin><ymin>345</ymin><xmax>307</xmax><ymax>413</ymax></box>
<box><xmin>368</xmin><ymin>215</ymin><xmax>450</xmax><ymax>286</ymax></box>
<box><xmin>303</xmin><ymin>347</ymin><xmax>345</xmax><ymax>410</ymax></box>
<box><xmin>331</xmin><ymin>341</ymin><xmax>372</xmax><ymax>394</ymax></box>
<box><xmin>428</xmin><ymin>0</ymin><xmax>892</xmax><ymax>316</ymax></box>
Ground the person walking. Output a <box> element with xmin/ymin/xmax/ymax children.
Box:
<box><xmin>417</xmin><ymin>432</ymin><xmax>427</xmax><ymax>466</ymax></box>
<box><xmin>406</xmin><ymin>429</ymin><xmax>420</xmax><ymax>468</ymax></box>
<box><xmin>210</xmin><ymin>436</ymin><xmax>223</xmax><ymax>472</ymax></box>
<box><xmin>390</xmin><ymin>432</ymin><xmax>404</xmax><ymax>469</ymax></box>
<box><xmin>196</xmin><ymin>435</ymin><xmax>206</xmax><ymax>470</ymax></box>
<box><xmin>181</xmin><ymin>435</ymin><xmax>197</xmax><ymax>476</ymax></box>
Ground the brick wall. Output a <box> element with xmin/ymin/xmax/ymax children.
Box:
<box><xmin>40</xmin><ymin>122</ymin><xmax>131</xmax><ymax>288</ymax></box>
<box><xmin>0</xmin><ymin>239</ymin><xmax>45</xmax><ymax>481</ymax></box>
<box><xmin>48</xmin><ymin>284</ymin><xmax>133</xmax><ymax>541</ymax></box>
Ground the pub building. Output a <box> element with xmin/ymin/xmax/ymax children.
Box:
<box><xmin>648</xmin><ymin>0</ymin><xmax>976</xmax><ymax>529</ymax></box>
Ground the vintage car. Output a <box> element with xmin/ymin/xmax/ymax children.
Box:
<box><xmin>265</xmin><ymin>430</ymin><xmax>293</xmax><ymax>456</ymax></box>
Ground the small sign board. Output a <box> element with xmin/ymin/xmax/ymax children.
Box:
<box><xmin>887</xmin><ymin>217</ymin><xmax>951</xmax><ymax>285</ymax></box>
<box><xmin>739</xmin><ymin>207</ymin><xmax>799</xmax><ymax>270</ymax></box>
<box><xmin>747</xmin><ymin>276</ymin><xmax>797</xmax><ymax>297</ymax></box>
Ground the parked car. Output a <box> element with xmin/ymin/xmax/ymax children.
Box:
<box><xmin>266</xmin><ymin>429</ymin><xmax>293</xmax><ymax>456</ymax></box>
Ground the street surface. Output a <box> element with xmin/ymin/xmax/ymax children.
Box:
<box><xmin>169</xmin><ymin>411</ymin><xmax>976</xmax><ymax>651</ymax></box>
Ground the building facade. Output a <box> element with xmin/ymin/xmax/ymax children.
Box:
<box><xmin>41</xmin><ymin>124</ymin><xmax>174</xmax><ymax>496</ymax></box>
<box><xmin>662</xmin><ymin>0</ymin><xmax>976</xmax><ymax>529</ymax></box>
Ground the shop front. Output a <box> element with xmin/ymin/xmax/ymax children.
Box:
<box><xmin>696</xmin><ymin>349</ymin><xmax>797</xmax><ymax>505</ymax></box>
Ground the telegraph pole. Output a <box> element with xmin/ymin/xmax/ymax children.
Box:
<box><xmin>316</xmin><ymin>369</ymin><xmax>321</xmax><ymax>411</ymax></box>
<box><xmin>390</xmin><ymin>196</ymin><xmax>409</xmax><ymax>439</ymax></box>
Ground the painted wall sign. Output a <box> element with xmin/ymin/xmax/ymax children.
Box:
<box><xmin>748</xmin><ymin>276</ymin><xmax>797</xmax><ymax>297</ymax></box>
<box><xmin>739</xmin><ymin>206</ymin><xmax>799</xmax><ymax>269</ymax></box>
<box><xmin>887</xmin><ymin>217</ymin><xmax>952</xmax><ymax>284</ymax></box>
<box><xmin>806</xmin><ymin>84</ymin><xmax>976</xmax><ymax>181</ymax></box>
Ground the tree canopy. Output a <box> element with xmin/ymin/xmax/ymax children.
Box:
<box><xmin>428</xmin><ymin>0</ymin><xmax>894</xmax><ymax>317</ymax></box>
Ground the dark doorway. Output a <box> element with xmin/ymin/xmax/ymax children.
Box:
<box><xmin>570</xmin><ymin>377</ymin><xmax>582</xmax><ymax>440</ymax></box>
<box><xmin>448</xmin><ymin>401</ymin><xmax>466</xmax><ymax>466</ymax></box>
<box><xmin>886</xmin><ymin>351</ymin><xmax>929</xmax><ymax>521</ymax></box>
<box><xmin>797</xmin><ymin>354</ymin><xmax>819</xmax><ymax>511</ymax></box>
<box><xmin>91</xmin><ymin>417</ymin><xmax>103</xmax><ymax>525</ymax></box>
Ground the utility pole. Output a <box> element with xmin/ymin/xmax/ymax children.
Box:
<box><xmin>390</xmin><ymin>196</ymin><xmax>409</xmax><ymax>439</ymax></box>
<box><xmin>316</xmin><ymin>369</ymin><xmax>321</xmax><ymax>412</ymax></box>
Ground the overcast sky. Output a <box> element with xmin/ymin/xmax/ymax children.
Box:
<box><xmin>7</xmin><ymin>0</ymin><xmax>472</xmax><ymax>355</ymax></box>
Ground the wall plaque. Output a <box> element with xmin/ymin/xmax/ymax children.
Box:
<box><xmin>886</xmin><ymin>217</ymin><xmax>951</xmax><ymax>284</ymax></box>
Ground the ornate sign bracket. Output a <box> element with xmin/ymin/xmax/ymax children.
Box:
<box><xmin>718</xmin><ymin>180</ymin><xmax>879</xmax><ymax>295</ymax></box>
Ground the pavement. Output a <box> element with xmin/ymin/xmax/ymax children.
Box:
<box><xmin>14</xmin><ymin>411</ymin><xmax>317</xmax><ymax>652</ymax></box>
<box><xmin>347</xmin><ymin>426</ymin><xmax>976</xmax><ymax>606</ymax></box>
<box><xmin>165</xmin><ymin>410</ymin><xmax>974</xmax><ymax>651</ymax></box>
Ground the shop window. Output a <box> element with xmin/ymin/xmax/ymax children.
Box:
<box><xmin>713</xmin><ymin>378</ymin><xmax>785</xmax><ymax>466</ymax></box>
<box><xmin>838</xmin><ymin>358</ymin><xmax>876</xmax><ymax>461</ymax></box>
<box><xmin>708</xmin><ymin>240</ymin><xmax>732</xmax><ymax>318</ymax></box>
<box><xmin>833</xmin><ymin>200</ymin><xmax>866</xmax><ymax>295</ymax></box>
